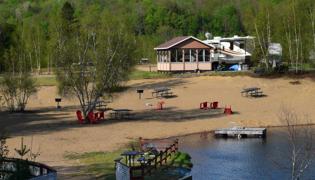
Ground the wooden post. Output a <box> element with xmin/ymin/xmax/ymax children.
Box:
<box><xmin>165</xmin><ymin>149</ymin><xmax>168</xmax><ymax>163</ymax></box>
<box><xmin>141</xmin><ymin>164</ymin><xmax>145</xmax><ymax>178</ymax></box>
<box><xmin>130</xmin><ymin>167</ymin><xmax>133</xmax><ymax>180</ymax></box>
<box><xmin>160</xmin><ymin>151</ymin><xmax>163</xmax><ymax>165</ymax></box>
<box><xmin>154</xmin><ymin>157</ymin><xmax>157</xmax><ymax>169</ymax></box>
<box><xmin>168</xmin><ymin>50</ymin><xmax>171</xmax><ymax>71</ymax></box>
<box><xmin>189</xmin><ymin>49</ymin><xmax>192</xmax><ymax>62</ymax></box>
<box><xmin>175</xmin><ymin>49</ymin><xmax>178</xmax><ymax>62</ymax></box>
<box><xmin>196</xmin><ymin>49</ymin><xmax>199</xmax><ymax>71</ymax></box>
<box><xmin>182</xmin><ymin>49</ymin><xmax>185</xmax><ymax>71</ymax></box>
<box><xmin>148</xmin><ymin>160</ymin><xmax>152</xmax><ymax>175</ymax></box>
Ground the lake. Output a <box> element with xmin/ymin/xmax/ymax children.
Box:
<box><xmin>178</xmin><ymin>128</ymin><xmax>315</xmax><ymax>180</ymax></box>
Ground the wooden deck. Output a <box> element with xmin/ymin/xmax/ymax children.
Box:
<box><xmin>214</xmin><ymin>127</ymin><xmax>267</xmax><ymax>138</ymax></box>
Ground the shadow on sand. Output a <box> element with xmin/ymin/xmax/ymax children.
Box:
<box><xmin>0</xmin><ymin>104</ymin><xmax>234</xmax><ymax>137</ymax></box>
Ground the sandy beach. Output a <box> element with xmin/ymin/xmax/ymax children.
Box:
<box><xmin>1</xmin><ymin>75</ymin><xmax>315</xmax><ymax>177</ymax></box>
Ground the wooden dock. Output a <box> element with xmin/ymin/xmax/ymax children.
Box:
<box><xmin>214</xmin><ymin>127</ymin><xmax>266</xmax><ymax>138</ymax></box>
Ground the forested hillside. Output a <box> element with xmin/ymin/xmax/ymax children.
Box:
<box><xmin>0</xmin><ymin>0</ymin><xmax>315</xmax><ymax>72</ymax></box>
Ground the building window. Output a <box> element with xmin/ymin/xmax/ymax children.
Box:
<box><xmin>158</xmin><ymin>51</ymin><xmax>162</xmax><ymax>62</ymax></box>
<box><xmin>171</xmin><ymin>50</ymin><xmax>177</xmax><ymax>62</ymax></box>
<box><xmin>184</xmin><ymin>50</ymin><xmax>190</xmax><ymax>62</ymax></box>
<box><xmin>198</xmin><ymin>50</ymin><xmax>203</xmax><ymax>62</ymax></box>
<box><xmin>205</xmin><ymin>50</ymin><xmax>210</xmax><ymax>62</ymax></box>
<box><xmin>190</xmin><ymin>49</ymin><xmax>196</xmax><ymax>62</ymax></box>
<box><xmin>177</xmin><ymin>49</ymin><xmax>183</xmax><ymax>62</ymax></box>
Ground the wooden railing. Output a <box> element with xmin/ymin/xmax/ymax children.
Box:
<box><xmin>129</xmin><ymin>139</ymin><xmax>179</xmax><ymax>180</ymax></box>
<box><xmin>0</xmin><ymin>158</ymin><xmax>57</xmax><ymax>180</ymax></box>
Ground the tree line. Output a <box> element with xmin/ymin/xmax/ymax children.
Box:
<box><xmin>0</xmin><ymin>0</ymin><xmax>315</xmax><ymax>73</ymax></box>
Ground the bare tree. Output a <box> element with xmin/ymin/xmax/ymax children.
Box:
<box><xmin>254</xmin><ymin>9</ymin><xmax>271</xmax><ymax>70</ymax></box>
<box><xmin>278</xmin><ymin>107</ymin><xmax>314</xmax><ymax>180</ymax></box>
<box><xmin>309</xmin><ymin>8</ymin><xmax>315</xmax><ymax>52</ymax></box>
<box><xmin>54</xmin><ymin>18</ymin><xmax>136</xmax><ymax>120</ymax></box>
<box><xmin>0</xmin><ymin>24</ymin><xmax>37</xmax><ymax>112</ymax></box>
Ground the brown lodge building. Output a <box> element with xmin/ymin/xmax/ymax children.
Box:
<box><xmin>154</xmin><ymin>36</ymin><xmax>253</xmax><ymax>72</ymax></box>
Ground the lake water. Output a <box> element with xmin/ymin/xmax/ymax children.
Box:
<box><xmin>178</xmin><ymin>128</ymin><xmax>315</xmax><ymax>180</ymax></box>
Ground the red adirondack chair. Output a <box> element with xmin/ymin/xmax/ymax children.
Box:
<box><xmin>76</xmin><ymin>110</ymin><xmax>84</xmax><ymax>124</ymax></box>
<box><xmin>211</xmin><ymin>101</ymin><xmax>219</xmax><ymax>109</ymax></box>
<box><xmin>88</xmin><ymin>111</ymin><xmax>98</xmax><ymax>124</ymax></box>
<box><xmin>156</xmin><ymin>101</ymin><xmax>165</xmax><ymax>110</ymax></box>
<box><xmin>94</xmin><ymin>112</ymin><xmax>99</xmax><ymax>120</ymax></box>
<box><xmin>200</xmin><ymin>102</ymin><xmax>209</xmax><ymax>110</ymax></box>
<box><xmin>99</xmin><ymin>111</ymin><xmax>105</xmax><ymax>120</ymax></box>
<box><xmin>224</xmin><ymin>105</ymin><xmax>233</xmax><ymax>115</ymax></box>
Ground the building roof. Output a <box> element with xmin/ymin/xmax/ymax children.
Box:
<box><xmin>154</xmin><ymin>36</ymin><xmax>214</xmax><ymax>50</ymax></box>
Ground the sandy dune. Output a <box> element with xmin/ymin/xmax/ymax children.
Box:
<box><xmin>1</xmin><ymin>75</ymin><xmax>315</xmax><ymax>175</ymax></box>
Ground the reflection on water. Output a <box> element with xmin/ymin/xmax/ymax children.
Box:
<box><xmin>178</xmin><ymin>128</ymin><xmax>315</xmax><ymax>180</ymax></box>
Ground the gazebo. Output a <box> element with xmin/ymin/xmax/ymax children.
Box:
<box><xmin>154</xmin><ymin>36</ymin><xmax>215</xmax><ymax>72</ymax></box>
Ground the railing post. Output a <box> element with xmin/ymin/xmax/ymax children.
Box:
<box><xmin>159</xmin><ymin>151</ymin><xmax>163</xmax><ymax>166</ymax></box>
<box><xmin>165</xmin><ymin>149</ymin><xmax>168</xmax><ymax>164</ymax></box>
<box><xmin>141</xmin><ymin>163</ymin><xmax>145</xmax><ymax>179</ymax></box>
<box><xmin>130</xmin><ymin>167</ymin><xmax>133</xmax><ymax>180</ymax></box>
<box><xmin>148</xmin><ymin>160</ymin><xmax>151</xmax><ymax>175</ymax></box>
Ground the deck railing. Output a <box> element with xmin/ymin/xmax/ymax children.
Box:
<box><xmin>0</xmin><ymin>158</ymin><xmax>57</xmax><ymax>180</ymax></box>
<box><xmin>115</xmin><ymin>139</ymin><xmax>179</xmax><ymax>180</ymax></box>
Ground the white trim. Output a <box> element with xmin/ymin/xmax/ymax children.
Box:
<box><xmin>154</xmin><ymin>36</ymin><xmax>215</xmax><ymax>50</ymax></box>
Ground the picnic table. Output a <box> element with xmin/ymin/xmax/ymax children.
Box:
<box><xmin>121</xmin><ymin>150</ymin><xmax>143</xmax><ymax>166</ymax></box>
<box><xmin>241</xmin><ymin>87</ymin><xmax>263</xmax><ymax>97</ymax></box>
<box><xmin>152</xmin><ymin>87</ymin><xmax>173</xmax><ymax>98</ymax></box>
<box><xmin>110</xmin><ymin>109</ymin><xmax>133</xmax><ymax>119</ymax></box>
<box><xmin>84</xmin><ymin>100</ymin><xmax>109</xmax><ymax>110</ymax></box>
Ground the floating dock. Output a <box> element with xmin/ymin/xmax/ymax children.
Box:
<box><xmin>214</xmin><ymin>127</ymin><xmax>267</xmax><ymax>138</ymax></box>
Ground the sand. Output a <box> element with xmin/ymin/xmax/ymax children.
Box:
<box><xmin>1</xmin><ymin>75</ymin><xmax>315</xmax><ymax>176</ymax></box>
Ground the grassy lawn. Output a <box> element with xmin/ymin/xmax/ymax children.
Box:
<box><xmin>129</xmin><ymin>70</ymin><xmax>171</xmax><ymax>80</ymax></box>
<box><xmin>27</xmin><ymin>70</ymin><xmax>170</xmax><ymax>87</ymax></box>
<box><xmin>64</xmin><ymin>151</ymin><xmax>120</xmax><ymax>179</ymax></box>
<box><xmin>1</xmin><ymin>70</ymin><xmax>254</xmax><ymax>87</ymax></box>
<box><xmin>33</xmin><ymin>76</ymin><xmax>57</xmax><ymax>86</ymax></box>
<box><xmin>64</xmin><ymin>149</ymin><xmax>191</xmax><ymax>180</ymax></box>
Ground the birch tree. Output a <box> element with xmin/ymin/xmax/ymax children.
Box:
<box><xmin>0</xmin><ymin>23</ymin><xmax>37</xmax><ymax>112</ymax></box>
<box><xmin>278</xmin><ymin>108</ymin><xmax>314</xmax><ymax>180</ymax></box>
<box><xmin>53</xmin><ymin>3</ymin><xmax>136</xmax><ymax>120</ymax></box>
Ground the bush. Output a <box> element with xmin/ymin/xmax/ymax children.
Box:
<box><xmin>0</xmin><ymin>73</ymin><xmax>37</xmax><ymax>112</ymax></box>
<box><xmin>274</xmin><ymin>64</ymin><xmax>289</xmax><ymax>73</ymax></box>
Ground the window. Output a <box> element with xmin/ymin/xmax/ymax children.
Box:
<box><xmin>157</xmin><ymin>51</ymin><xmax>162</xmax><ymax>62</ymax></box>
<box><xmin>171</xmin><ymin>50</ymin><xmax>177</xmax><ymax>62</ymax></box>
<box><xmin>177</xmin><ymin>49</ymin><xmax>183</xmax><ymax>62</ymax></box>
<box><xmin>190</xmin><ymin>50</ymin><xmax>196</xmax><ymax>62</ymax></box>
<box><xmin>184</xmin><ymin>50</ymin><xmax>190</xmax><ymax>62</ymax></box>
<box><xmin>205</xmin><ymin>50</ymin><xmax>210</xmax><ymax>62</ymax></box>
<box><xmin>198</xmin><ymin>50</ymin><xmax>204</xmax><ymax>62</ymax></box>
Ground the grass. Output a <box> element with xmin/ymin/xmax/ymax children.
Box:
<box><xmin>129</xmin><ymin>70</ymin><xmax>171</xmax><ymax>80</ymax></box>
<box><xmin>64</xmin><ymin>149</ymin><xmax>191</xmax><ymax>180</ymax></box>
<box><xmin>6</xmin><ymin>70</ymin><xmax>169</xmax><ymax>87</ymax></box>
<box><xmin>64</xmin><ymin>151</ymin><xmax>120</xmax><ymax>179</ymax></box>
<box><xmin>33</xmin><ymin>76</ymin><xmax>57</xmax><ymax>86</ymax></box>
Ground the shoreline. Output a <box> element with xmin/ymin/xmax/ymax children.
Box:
<box><xmin>142</xmin><ymin>123</ymin><xmax>315</xmax><ymax>142</ymax></box>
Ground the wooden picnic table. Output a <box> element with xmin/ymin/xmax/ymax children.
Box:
<box><xmin>152</xmin><ymin>87</ymin><xmax>173</xmax><ymax>98</ymax></box>
<box><xmin>241</xmin><ymin>87</ymin><xmax>263</xmax><ymax>97</ymax></box>
<box><xmin>84</xmin><ymin>100</ymin><xmax>110</xmax><ymax>110</ymax></box>
<box><xmin>110</xmin><ymin>109</ymin><xmax>133</xmax><ymax>119</ymax></box>
<box><xmin>121</xmin><ymin>150</ymin><xmax>143</xmax><ymax>166</ymax></box>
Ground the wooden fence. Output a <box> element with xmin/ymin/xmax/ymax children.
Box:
<box><xmin>0</xmin><ymin>157</ymin><xmax>57</xmax><ymax>180</ymax></box>
<box><xmin>115</xmin><ymin>139</ymin><xmax>179</xmax><ymax>180</ymax></box>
